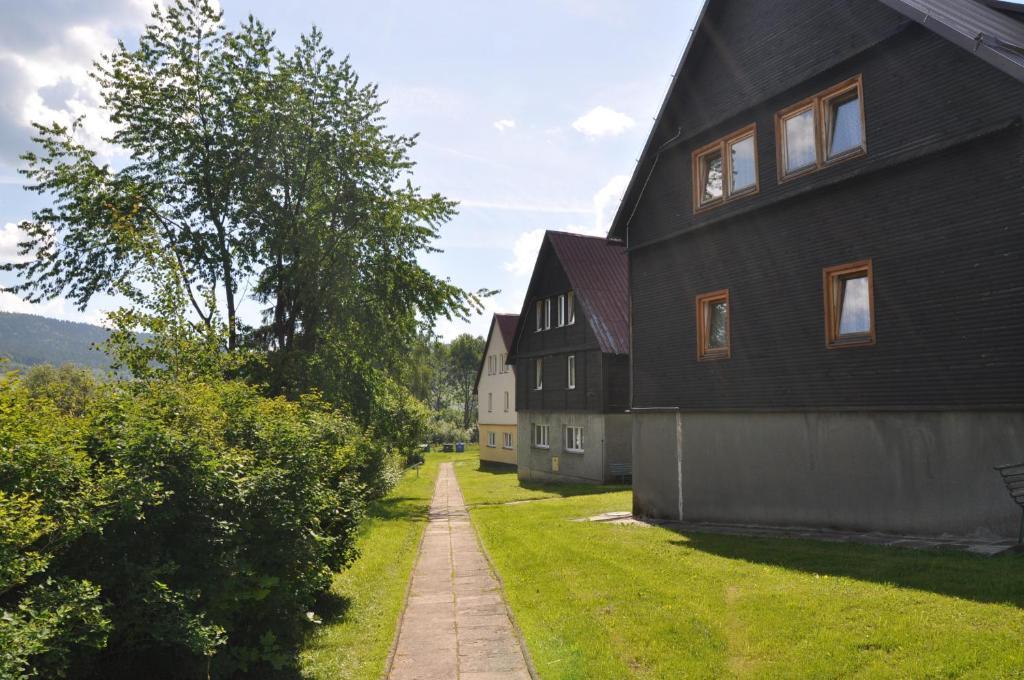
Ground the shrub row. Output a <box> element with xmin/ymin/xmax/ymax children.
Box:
<box><xmin>0</xmin><ymin>366</ymin><xmax>411</xmax><ymax>678</ymax></box>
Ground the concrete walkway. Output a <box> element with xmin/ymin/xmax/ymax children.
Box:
<box><xmin>388</xmin><ymin>462</ymin><xmax>532</xmax><ymax>680</ymax></box>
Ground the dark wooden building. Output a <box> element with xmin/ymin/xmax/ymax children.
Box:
<box><xmin>611</xmin><ymin>0</ymin><xmax>1024</xmax><ymax>537</ymax></box>
<box><xmin>507</xmin><ymin>231</ymin><xmax>631</xmax><ymax>483</ymax></box>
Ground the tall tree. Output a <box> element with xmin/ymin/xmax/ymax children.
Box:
<box><xmin>447</xmin><ymin>334</ymin><xmax>485</xmax><ymax>429</ymax></box>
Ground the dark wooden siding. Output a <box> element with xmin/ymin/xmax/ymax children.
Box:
<box><xmin>629</xmin><ymin>15</ymin><xmax>1024</xmax><ymax>410</ymax></box>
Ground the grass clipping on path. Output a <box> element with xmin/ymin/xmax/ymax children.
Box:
<box><xmin>298</xmin><ymin>453</ymin><xmax>442</xmax><ymax>679</ymax></box>
<box><xmin>453</xmin><ymin>454</ymin><xmax>1024</xmax><ymax>680</ymax></box>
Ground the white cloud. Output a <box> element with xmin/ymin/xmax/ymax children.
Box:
<box><xmin>0</xmin><ymin>222</ymin><xmax>30</xmax><ymax>263</ymax></box>
<box><xmin>502</xmin><ymin>174</ymin><xmax>631</xmax><ymax>277</ymax></box>
<box><xmin>571</xmin><ymin>105</ymin><xmax>635</xmax><ymax>139</ymax></box>
<box><xmin>493</xmin><ymin>119</ymin><xmax>516</xmax><ymax>132</ymax></box>
<box><xmin>0</xmin><ymin>0</ymin><xmax>152</xmax><ymax>169</ymax></box>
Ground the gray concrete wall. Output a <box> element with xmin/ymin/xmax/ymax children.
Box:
<box><xmin>632</xmin><ymin>411</ymin><xmax>1024</xmax><ymax>538</ymax></box>
<box><xmin>518</xmin><ymin>411</ymin><xmax>632</xmax><ymax>484</ymax></box>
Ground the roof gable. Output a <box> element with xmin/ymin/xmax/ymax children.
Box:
<box><xmin>474</xmin><ymin>313</ymin><xmax>518</xmax><ymax>394</ymax></box>
<box><xmin>609</xmin><ymin>0</ymin><xmax>1024</xmax><ymax>242</ymax></box>
<box><xmin>508</xmin><ymin>231</ymin><xmax>629</xmax><ymax>358</ymax></box>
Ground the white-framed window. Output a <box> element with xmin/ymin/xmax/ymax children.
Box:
<box><xmin>533</xmin><ymin>424</ymin><xmax>550</xmax><ymax>448</ymax></box>
<box><xmin>557</xmin><ymin>294</ymin><xmax>566</xmax><ymax>326</ymax></box>
<box><xmin>503</xmin><ymin>432</ymin><xmax>513</xmax><ymax>449</ymax></box>
<box><xmin>488</xmin><ymin>392</ymin><xmax>493</xmax><ymax>412</ymax></box>
<box><xmin>499</xmin><ymin>353</ymin><xmax>506</xmax><ymax>372</ymax></box>
<box><xmin>567</xmin><ymin>355</ymin><xmax>576</xmax><ymax>390</ymax></box>
<box><xmin>487</xmin><ymin>431</ymin><xmax>496</xmax><ymax>448</ymax></box>
<box><xmin>565</xmin><ymin>426</ymin><xmax>584</xmax><ymax>453</ymax></box>
<box><xmin>504</xmin><ymin>391</ymin><xmax>509</xmax><ymax>412</ymax></box>
<box><xmin>544</xmin><ymin>298</ymin><xmax>552</xmax><ymax>330</ymax></box>
<box><xmin>567</xmin><ymin>291</ymin><xmax>575</xmax><ymax>325</ymax></box>
<box><xmin>534</xmin><ymin>358</ymin><xmax>543</xmax><ymax>390</ymax></box>
<box><xmin>535</xmin><ymin>300</ymin><xmax>543</xmax><ymax>332</ymax></box>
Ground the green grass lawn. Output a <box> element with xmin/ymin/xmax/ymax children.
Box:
<box><xmin>453</xmin><ymin>454</ymin><xmax>1024</xmax><ymax>679</ymax></box>
<box><xmin>298</xmin><ymin>452</ymin><xmax>446</xmax><ymax>679</ymax></box>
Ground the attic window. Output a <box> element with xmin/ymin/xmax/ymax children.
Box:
<box><xmin>692</xmin><ymin>124</ymin><xmax>758</xmax><ymax>213</ymax></box>
<box><xmin>824</xmin><ymin>260</ymin><xmax>874</xmax><ymax>348</ymax></box>
<box><xmin>535</xmin><ymin>300</ymin><xmax>543</xmax><ymax>332</ymax></box>
<box><xmin>557</xmin><ymin>294</ymin><xmax>566</xmax><ymax>327</ymax></box>
<box><xmin>696</xmin><ymin>289</ymin><xmax>730</xmax><ymax>361</ymax></box>
<box><xmin>777</xmin><ymin>76</ymin><xmax>865</xmax><ymax>181</ymax></box>
<box><xmin>544</xmin><ymin>298</ymin><xmax>552</xmax><ymax>330</ymax></box>
<box><xmin>567</xmin><ymin>291</ymin><xmax>576</xmax><ymax>325</ymax></box>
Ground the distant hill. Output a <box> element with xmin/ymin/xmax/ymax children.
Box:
<box><xmin>0</xmin><ymin>311</ymin><xmax>115</xmax><ymax>371</ymax></box>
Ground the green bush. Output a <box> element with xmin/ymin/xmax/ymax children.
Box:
<box><xmin>0</xmin><ymin>370</ymin><xmax>374</xmax><ymax>677</ymax></box>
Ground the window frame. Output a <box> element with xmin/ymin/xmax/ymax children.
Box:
<box><xmin>504</xmin><ymin>390</ymin><xmax>509</xmax><ymax>412</ymax></box>
<box><xmin>691</xmin><ymin>123</ymin><xmax>759</xmax><ymax>214</ymax></box>
<box><xmin>565</xmin><ymin>426</ymin><xmax>584</xmax><ymax>453</ymax></box>
<box><xmin>533</xmin><ymin>423</ymin><xmax>550</xmax><ymax>449</ymax></box>
<box><xmin>696</xmin><ymin>289</ymin><xmax>731</xmax><ymax>361</ymax></box>
<box><xmin>534</xmin><ymin>357</ymin><xmax>543</xmax><ymax>390</ymax></box>
<box><xmin>503</xmin><ymin>432</ymin><xmax>514</xmax><ymax>449</ymax></box>
<box><xmin>567</xmin><ymin>291</ymin><xmax>576</xmax><ymax>325</ymax></box>
<box><xmin>567</xmin><ymin>354</ymin><xmax>576</xmax><ymax>390</ymax></box>
<box><xmin>486</xmin><ymin>431</ymin><xmax>496</xmax><ymax>448</ymax></box>
<box><xmin>557</xmin><ymin>294</ymin><xmax>566</xmax><ymax>327</ymax></box>
<box><xmin>488</xmin><ymin>392</ymin><xmax>492</xmax><ymax>412</ymax></box>
<box><xmin>823</xmin><ymin>259</ymin><xmax>875</xmax><ymax>349</ymax></box>
<box><xmin>776</xmin><ymin>75</ymin><xmax>866</xmax><ymax>183</ymax></box>
<box><xmin>544</xmin><ymin>298</ymin><xmax>552</xmax><ymax>330</ymax></box>
<box><xmin>535</xmin><ymin>300</ymin><xmax>543</xmax><ymax>332</ymax></box>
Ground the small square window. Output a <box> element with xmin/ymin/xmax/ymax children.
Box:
<box><xmin>565</xmin><ymin>426</ymin><xmax>584</xmax><ymax>453</ymax></box>
<box><xmin>824</xmin><ymin>260</ymin><xmax>874</xmax><ymax>348</ymax></box>
<box><xmin>567</xmin><ymin>355</ymin><xmax>576</xmax><ymax>390</ymax></box>
<box><xmin>696</xmin><ymin>147</ymin><xmax>724</xmax><ymax>207</ymax></box>
<box><xmin>823</xmin><ymin>85</ymin><xmax>865</xmax><ymax>161</ymax></box>
<box><xmin>567</xmin><ymin>291</ymin><xmax>575</xmax><ymax>325</ymax></box>
<box><xmin>728</xmin><ymin>133</ymin><xmax>757</xmax><ymax>195</ymax></box>
<box><xmin>696</xmin><ymin>289</ymin><xmax>730</xmax><ymax>361</ymax></box>
<box><xmin>534</xmin><ymin>358</ymin><xmax>543</xmax><ymax>390</ymax></box>
<box><xmin>781</xmin><ymin>105</ymin><xmax>817</xmax><ymax>176</ymax></box>
<box><xmin>533</xmin><ymin>424</ymin><xmax>549</xmax><ymax>448</ymax></box>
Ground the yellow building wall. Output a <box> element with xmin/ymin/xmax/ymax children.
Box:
<box><xmin>479</xmin><ymin>424</ymin><xmax>518</xmax><ymax>466</ymax></box>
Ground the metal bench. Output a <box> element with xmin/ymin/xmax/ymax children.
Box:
<box><xmin>994</xmin><ymin>462</ymin><xmax>1024</xmax><ymax>545</ymax></box>
<box><xmin>608</xmin><ymin>463</ymin><xmax>632</xmax><ymax>483</ymax></box>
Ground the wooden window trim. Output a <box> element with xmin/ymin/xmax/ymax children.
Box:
<box><xmin>776</xmin><ymin>75</ymin><xmax>866</xmax><ymax>183</ymax></box>
<box><xmin>692</xmin><ymin>123</ymin><xmax>759</xmax><ymax>214</ymax></box>
<box><xmin>696</xmin><ymin>289</ymin><xmax>731</xmax><ymax>361</ymax></box>
<box><xmin>823</xmin><ymin>259</ymin><xmax>875</xmax><ymax>349</ymax></box>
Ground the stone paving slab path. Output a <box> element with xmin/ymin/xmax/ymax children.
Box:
<box><xmin>388</xmin><ymin>462</ymin><xmax>533</xmax><ymax>680</ymax></box>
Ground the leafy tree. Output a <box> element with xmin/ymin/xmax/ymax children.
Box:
<box><xmin>447</xmin><ymin>334</ymin><xmax>485</xmax><ymax>429</ymax></box>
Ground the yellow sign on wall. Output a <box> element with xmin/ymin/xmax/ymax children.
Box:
<box><xmin>551</xmin><ymin>456</ymin><xmax>559</xmax><ymax>472</ymax></box>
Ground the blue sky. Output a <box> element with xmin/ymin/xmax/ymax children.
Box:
<box><xmin>0</xmin><ymin>0</ymin><xmax>704</xmax><ymax>339</ymax></box>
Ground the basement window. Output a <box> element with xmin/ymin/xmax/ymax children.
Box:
<box><xmin>533</xmin><ymin>424</ymin><xmax>550</xmax><ymax>449</ymax></box>
<box><xmin>565</xmin><ymin>426</ymin><xmax>584</xmax><ymax>453</ymax></box>
<box><xmin>823</xmin><ymin>260</ymin><xmax>874</xmax><ymax>348</ymax></box>
<box><xmin>696</xmin><ymin>289</ymin><xmax>730</xmax><ymax>361</ymax></box>
<box><xmin>777</xmin><ymin>75</ymin><xmax>865</xmax><ymax>181</ymax></box>
<box><xmin>692</xmin><ymin>124</ymin><xmax>758</xmax><ymax>213</ymax></box>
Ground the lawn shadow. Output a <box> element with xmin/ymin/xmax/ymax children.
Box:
<box><xmin>368</xmin><ymin>495</ymin><xmax>432</xmax><ymax>522</ymax></box>
<box><xmin>671</xmin><ymin>530</ymin><xmax>1024</xmax><ymax>608</ymax></box>
<box><xmin>517</xmin><ymin>480</ymin><xmax>631</xmax><ymax>499</ymax></box>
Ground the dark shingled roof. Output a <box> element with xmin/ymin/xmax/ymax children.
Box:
<box><xmin>508</xmin><ymin>231</ymin><xmax>629</xmax><ymax>359</ymax></box>
<box><xmin>547</xmin><ymin>231</ymin><xmax>630</xmax><ymax>355</ymax></box>
<box><xmin>609</xmin><ymin>0</ymin><xmax>1024</xmax><ymax>242</ymax></box>
<box><xmin>495</xmin><ymin>313</ymin><xmax>519</xmax><ymax>351</ymax></box>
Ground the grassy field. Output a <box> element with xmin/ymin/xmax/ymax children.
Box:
<box><xmin>298</xmin><ymin>451</ymin><xmax>446</xmax><ymax>679</ymax></box>
<box><xmin>453</xmin><ymin>454</ymin><xmax>1024</xmax><ymax>679</ymax></box>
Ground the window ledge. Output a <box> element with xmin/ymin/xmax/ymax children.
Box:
<box><xmin>565</xmin><ymin>448</ymin><xmax>585</xmax><ymax>454</ymax></box>
<box><xmin>533</xmin><ymin>445</ymin><xmax>550</xmax><ymax>450</ymax></box>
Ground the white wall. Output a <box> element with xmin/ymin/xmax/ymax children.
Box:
<box><xmin>477</xmin><ymin>320</ymin><xmax>517</xmax><ymax>427</ymax></box>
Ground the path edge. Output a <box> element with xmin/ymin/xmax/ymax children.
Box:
<box><xmin>459</xmin><ymin>467</ymin><xmax>542</xmax><ymax>680</ymax></box>
<box><xmin>380</xmin><ymin>467</ymin><xmax>437</xmax><ymax>680</ymax></box>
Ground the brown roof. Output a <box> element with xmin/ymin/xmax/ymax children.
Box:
<box><xmin>508</xmin><ymin>231</ymin><xmax>629</xmax><ymax>358</ymax></box>
<box><xmin>495</xmin><ymin>313</ymin><xmax>519</xmax><ymax>351</ymax></box>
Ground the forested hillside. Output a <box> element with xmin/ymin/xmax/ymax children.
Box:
<box><xmin>0</xmin><ymin>311</ymin><xmax>113</xmax><ymax>370</ymax></box>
